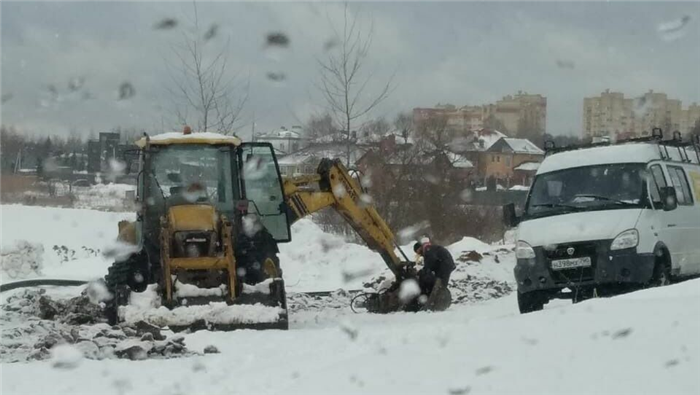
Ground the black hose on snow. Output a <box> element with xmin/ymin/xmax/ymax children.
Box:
<box><xmin>0</xmin><ymin>279</ymin><xmax>88</xmax><ymax>293</ymax></box>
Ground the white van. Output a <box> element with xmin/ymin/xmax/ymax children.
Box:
<box><xmin>504</xmin><ymin>132</ymin><xmax>700</xmax><ymax>313</ymax></box>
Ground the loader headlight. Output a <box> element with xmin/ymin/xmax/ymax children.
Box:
<box><xmin>516</xmin><ymin>241</ymin><xmax>536</xmax><ymax>259</ymax></box>
<box><xmin>610</xmin><ymin>229</ymin><xmax>638</xmax><ymax>251</ymax></box>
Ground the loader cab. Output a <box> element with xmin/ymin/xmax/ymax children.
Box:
<box><xmin>135</xmin><ymin>133</ymin><xmax>290</xmax><ymax>252</ymax></box>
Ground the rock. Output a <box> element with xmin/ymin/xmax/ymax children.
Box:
<box><xmin>115</xmin><ymin>345</ymin><xmax>148</xmax><ymax>361</ymax></box>
<box><xmin>203</xmin><ymin>345</ymin><xmax>219</xmax><ymax>354</ymax></box>
<box><xmin>104</xmin><ymin>329</ymin><xmax>127</xmax><ymax>340</ymax></box>
<box><xmin>140</xmin><ymin>332</ymin><xmax>154</xmax><ymax>342</ymax></box>
<box><xmin>122</xmin><ymin>326</ymin><xmax>138</xmax><ymax>337</ymax></box>
<box><xmin>99</xmin><ymin>346</ymin><xmax>116</xmax><ymax>360</ymax></box>
<box><xmin>133</xmin><ymin>321</ymin><xmax>165</xmax><ymax>341</ymax></box>
<box><xmin>27</xmin><ymin>347</ymin><xmax>51</xmax><ymax>361</ymax></box>
<box><xmin>171</xmin><ymin>335</ymin><xmax>185</xmax><ymax>344</ymax></box>
<box><xmin>70</xmin><ymin>327</ymin><xmax>81</xmax><ymax>342</ymax></box>
<box><xmin>74</xmin><ymin>341</ymin><xmax>100</xmax><ymax>359</ymax></box>
<box><xmin>163</xmin><ymin>344</ymin><xmax>176</xmax><ymax>357</ymax></box>
<box><xmin>459</xmin><ymin>250</ymin><xmax>483</xmax><ymax>263</ymax></box>
<box><xmin>38</xmin><ymin>296</ymin><xmax>60</xmax><ymax>320</ymax></box>
<box><xmin>37</xmin><ymin>333</ymin><xmax>63</xmax><ymax>349</ymax></box>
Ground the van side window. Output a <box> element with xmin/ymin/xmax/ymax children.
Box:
<box><xmin>668</xmin><ymin>166</ymin><xmax>694</xmax><ymax>206</ymax></box>
<box><xmin>649</xmin><ymin>165</ymin><xmax>666</xmax><ymax>207</ymax></box>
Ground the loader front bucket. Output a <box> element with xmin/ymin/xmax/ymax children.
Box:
<box><xmin>117</xmin><ymin>278</ymin><xmax>289</xmax><ymax>332</ymax></box>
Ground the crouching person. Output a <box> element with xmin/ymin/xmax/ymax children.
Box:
<box><xmin>414</xmin><ymin>240</ymin><xmax>455</xmax><ymax>311</ymax></box>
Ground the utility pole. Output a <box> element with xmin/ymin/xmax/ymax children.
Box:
<box><xmin>251</xmin><ymin>112</ymin><xmax>257</xmax><ymax>142</ymax></box>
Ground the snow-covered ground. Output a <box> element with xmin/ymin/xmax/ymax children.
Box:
<box><xmin>1</xmin><ymin>204</ymin><xmax>698</xmax><ymax>394</ymax></box>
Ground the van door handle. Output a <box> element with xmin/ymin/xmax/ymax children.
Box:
<box><xmin>667</xmin><ymin>224</ymin><xmax>677</xmax><ymax>227</ymax></box>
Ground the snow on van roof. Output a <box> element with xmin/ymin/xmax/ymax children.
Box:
<box><xmin>538</xmin><ymin>143</ymin><xmax>668</xmax><ymax>174</ymax></box>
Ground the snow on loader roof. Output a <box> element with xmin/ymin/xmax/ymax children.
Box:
<box><xmin>135</xmin><ymin>132</ymin><xmax>241</xmax><ymax>148</ymax></box>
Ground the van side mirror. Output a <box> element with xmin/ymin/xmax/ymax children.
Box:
<box><xmin>503</xmin><ymin>203</ymin><xmax>520</xmax><ymax>227</ymax></box>
<box><xmin>660</xmin><ymin>186</ymin><xmax>678</xmax><ymax>211</ymax></box>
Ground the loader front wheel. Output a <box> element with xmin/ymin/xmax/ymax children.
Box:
<box><xmin>104</xmin><ymin>284</ymin><xmax>130</xmax><ymax>325</ymax></box>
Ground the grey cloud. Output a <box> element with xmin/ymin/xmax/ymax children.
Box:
<box><xmin>1</xmin><ymin>2</ymin><xmax>698</xmax><ymax>139</ymax></box>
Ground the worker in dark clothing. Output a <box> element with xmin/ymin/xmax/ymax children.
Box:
<box><xmin>414</xmin><ymin>240</ymin><xmax>455</xmax><ymax>310</ymax></box>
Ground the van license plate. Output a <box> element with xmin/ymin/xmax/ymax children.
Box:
<box><xmin>551</xmin><ymin>257</ymin><xmax>592</xmax><ymax>270</ymax></box>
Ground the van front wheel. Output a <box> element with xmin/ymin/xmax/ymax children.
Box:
<box><xmin>648</xmin><ymin>259</ymin><xmax>671</xmax><ymax>287</ymax></box>
<box><xmin>518</xmin><ymin>291</ymin><xmax>546</xmax><ymax>314</ymax></box>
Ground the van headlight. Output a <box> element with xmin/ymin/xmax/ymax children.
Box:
<box><xmin>610</xmin><ymin>229</ymin><xmax>638</xmax><ymax>251</ymax></box>
<box><xmin>516</xmin><ymin>241</ymin><xmax>536</xmax><ymax>259</ymax></box>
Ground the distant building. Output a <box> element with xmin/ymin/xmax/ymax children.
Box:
<box><xmin>583</xmin><ymin>90</ymin><xmax>700</xmax><ymax>139</ymax></box>
<box><xmin>413</xmin><ymin>91</ymin><xmax>547</xmax><ymax>137</ymax></box>
<box><xmin>480</xmin><ymin>137</ymin><xmax>544</xmax><ymax>186</ymax></box>
<box><xmin>87</xmin><ymin>132</ymin><xmax>129</xmax><ymax>174</ymax></box>
<box><xmin>254</xmin><ymin>126</ymin><xmax>307</xmax><ymax>155</ymax></box>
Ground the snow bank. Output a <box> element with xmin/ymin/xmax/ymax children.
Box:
<box><xmin>122</xmin><ymin>303</ymin><xmax>284</xmax><ymax>326</ymax></box>
<box><xmin>279</xmin><ymin>219</ymin><xmax>385</xmax><ymax>292</ymax></box>
<box><xmin>121</xmin><ymin>284</ymin><xmax>283</xmax><ymax>326</ymax></box>
<box><xmin>447</xmin><ymin>236</ymin><xmax>492</xmax><ymax>255</ymax></box>
<box><xmin>0</xmin><ymin>205</ymin><xmax>133</xmax><ymax>280</ymax></box>
<box><xmin>6</xmin><ymin>279</ymin><xmax>698</xmax><ymax>394</ymax></box>
<box><xmin>0</xmin><ymin>241</ymin><xmax>44</xmax><ymax>280</ymax></box>
<box><xmin>174</xmin><ymin>281</ymin><xmax>226</xmax><ymax>298</ymax></box>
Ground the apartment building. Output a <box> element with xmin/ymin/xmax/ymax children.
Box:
<box><xmin>413</xmin><ymin>91</ymin><xmax>547</xmax><ymax>137</ymax></box>
<box><xmin>583</xmin><ymin>90</ymin><xmax>700</xmax><ymax>139</ymax></box>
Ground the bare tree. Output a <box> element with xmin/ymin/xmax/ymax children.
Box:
<box><xmin>306</xmin><ymin>113</ymin><xmax>338</xmax><ymax>142</ymax></box>
<box><xmin>316</xmin><ymin>3</ymin><xmax>394</xmax><ymax>164</ymax></box>
<box><xmin>167</xmin><ymin>3</ymin><xmax>247</xmax><ymax>134</ymax></box>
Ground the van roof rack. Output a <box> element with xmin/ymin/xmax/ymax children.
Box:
<box><xmin>544</xmin><ymin>128</ymin><xmax>700</xmax><ymax>164</ymax></box>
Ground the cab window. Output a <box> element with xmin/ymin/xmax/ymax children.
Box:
<box><xmin>239</xmin><ymin>143</ymin><xmax>291</xmax><ymax>242</ymax></box>
<box><xmin>667</xmin><ymin>166</ymin><xmax>694</xmax><ymax>206</ymax></box>
<box><xmin>648</xmin><ymin>164</ymin><xmax>667</xmax><ymax>208</ymax></box>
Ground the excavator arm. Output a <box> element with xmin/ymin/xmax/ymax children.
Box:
<box><xmin>283</xmin><ymin>158</ymin><xmax>411</xmax><ymax>278</ymax></box>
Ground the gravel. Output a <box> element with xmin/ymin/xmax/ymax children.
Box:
<box><xmin>1</xmin><ymin>289</ymin><xmax>195</xmax><ymax>363</ymax></box>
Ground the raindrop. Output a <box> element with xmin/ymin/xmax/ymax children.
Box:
<box><xmin>203</xmin><ymin>24</ymin><xmax>218</xmax><ymax>41</ymax></box>
<box><xmin>359</xmin><ymin>194</ymin><xmax>373</xmax><ymax>206</ymax></box>
<box><xmin>555</xmin><ymin>59</ymin><xmax>575</xmax><ymax>69</ymax></box>
<box><xmin>397</xmin><ymin>221</ymin><xmax>429</xmax><ymax>244</ymax></box>
<box><xmin>242</xmin><ymin>214</ymin><xmax>263</xmax><ymax>237</ymax></box>
<box><xmin>118</xmin><ymin>82</ymin><xmax>135</xmax><ymax>100</ymax></box>
<box><xmin>398</xmin><ymin>278</ymin><xmax>421</xmax><ymax>302</ymax></box>
<box><xmin>332</xmin><ymin>183</ymin><xmax>347</xmax><ymax>198</ymax></box>
<box><xmin>266</xmin><ymin>32</ymin><xmax>290</xmax><ymax>47</ymax></box>
<box><xmin>323</xmin><ymin>38</ymin><xmax>339</xmax><ymax>51</ymax></box>
<box><xmin>68</xmin><ymin>77</ymin><xmax>85</xmax><ymax>92</ymax></box>
<box><xmin>657</xmin><ymin>15</ymin><xmax>692</xmax><ymax>42</ymax></box>
<box><xmin>154</xmin><ymin>18</ymin><xmax>178</xmax><ymax>30</ymax></box>
<box><xmin>243</xmin><ymin>156</ymin><xmax>268</xmax><ymax>180</ymax></box>
<box><xmin>459</xmin><ymin>188</ymin><xmax>473</xmax><ymax>202</ymax></box>
<box><xmin>266</xmin><ymin>72</ymin><xmax>287</xmax><ymax>82</ymax></box>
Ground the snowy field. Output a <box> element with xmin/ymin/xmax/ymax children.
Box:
<box><xmin>1</xmin><ymin>204</ymin><xmax>699</xmax><ymax>395</ymax></box>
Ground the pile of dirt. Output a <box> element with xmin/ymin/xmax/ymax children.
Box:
<box><xmin>1</xmin><ymin>289</ymin><xmax>195</xmax><ymax>363</ymax></box>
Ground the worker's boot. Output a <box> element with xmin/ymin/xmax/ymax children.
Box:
<box><xmin>423</xmin><ymin>279</ymin><xmax>452</xmax><ymax>312</ymax></box>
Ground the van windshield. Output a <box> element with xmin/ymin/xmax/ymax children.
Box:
<box><xmin>524</xmin><ymin>163</ymin><xmax>647</xmax><ymax>219</ymax></box>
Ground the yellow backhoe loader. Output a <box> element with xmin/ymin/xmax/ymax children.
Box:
<box><xmin>105</xmin><ymin>128</ymin><xmax>449</xmax><ymax>331</ymax></box>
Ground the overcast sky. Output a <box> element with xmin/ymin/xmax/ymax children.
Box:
<box><xmin>2</xmin><ymin>1</ymin><xmax>699</xmax><ymax>140</ymax></box>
